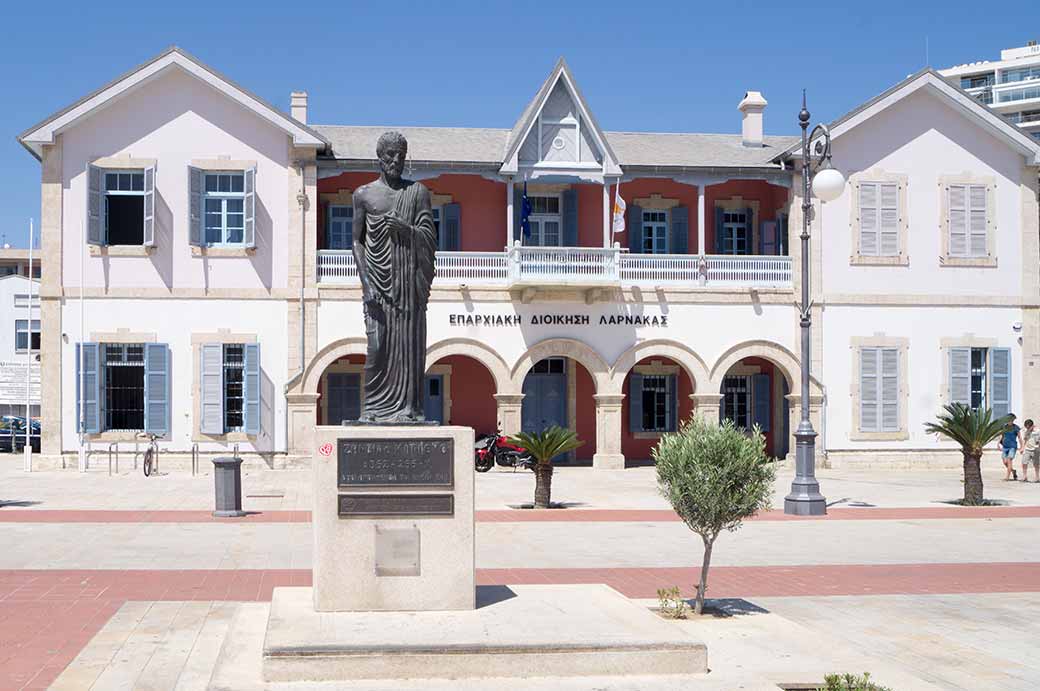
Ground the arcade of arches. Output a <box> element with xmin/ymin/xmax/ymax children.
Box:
<box><xmin>287</xmin><ymin>338</ymin><xmax>820</xmax><ymax>468</ymax></box>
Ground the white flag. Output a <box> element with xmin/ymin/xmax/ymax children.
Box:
<box><xmin>612</xmin><ymin>188</ymin><xmax>626</xmax><ymax>234</ymax></box>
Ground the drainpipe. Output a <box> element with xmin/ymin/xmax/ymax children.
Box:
<box><xmin>297</xmin><ymin>162</ymin><xmax>308</xmax><ymax>378</ymax></box>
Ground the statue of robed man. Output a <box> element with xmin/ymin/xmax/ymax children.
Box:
<box><xmin>352</xmin><ymin>131</ymin><xmax>438</xmax><ymax>422</ymax></box>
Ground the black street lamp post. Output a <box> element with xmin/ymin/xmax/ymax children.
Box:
<box><xmin>784</xmin><ymin>92</ymin><xmax>844</xmax><ymax>516</ymax></box>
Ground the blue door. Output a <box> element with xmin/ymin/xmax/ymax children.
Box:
<box><xmin>522</xmin><ymin>359</ymin><xmax>567</xmax><ymax>434</ymax></box>
<box><xmin>327</xmin><ymin>373</ymin><xmax>360</xmax><ymax>425</ymax></box>
<box><xmin>424</xmin><ymin>375</ymin><xmax>445</xmax><ymax>423</ymax></box>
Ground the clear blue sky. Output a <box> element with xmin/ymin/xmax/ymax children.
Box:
<box><xmin>1</xmin><ymin>0</ymin><xmax>1036</xmax><ymax>247</ymax></box>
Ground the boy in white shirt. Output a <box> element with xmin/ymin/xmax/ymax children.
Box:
<box><xmin>1023</xmin><ymin>419</ymin><xmax>1039</xmax><ymax>483</ymax></box>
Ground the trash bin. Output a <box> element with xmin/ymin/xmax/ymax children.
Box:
<box><xmin>212</xmin><ymin>456</ymin><xmax>246</xmax><ymax>517</ymax></box>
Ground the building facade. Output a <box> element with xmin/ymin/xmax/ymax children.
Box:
<box><xmin>940</xmin><ymin>41</ymin><xmax>1040</xmax><ymax>141</ymax></box>
<box><xmin>17</xmin><ymin>48</ymin><xmax>1040</xmax><ymax>470</ymax></box>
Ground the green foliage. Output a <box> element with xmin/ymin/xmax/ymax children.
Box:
<box><xmin>817</xmin><ymin>672</ymin><xmax>892</xmax><ymax>691</ymax></box>
<box><xmin>653</xmin><ymin>417</ymin><xmax>775</xmax><ymax>614</ymax></box>
<box><xmin>924</xmin><ymin>403</ymin><xmax>1010</xmax><ymax>457</ymax></box>
<box><xmin>655</xmin><ymin>586</ymin><xmax>688</xmax><ymax>619</ymax></box>
<box><xmin>654</xmin><ymin>417</ymin><xmax>775</xmax><ymax>543</ymax></box>
<box><xmin>508</xmin><ymin>426</ymin><xmax>583</xmax><ymax>467</ymax></box>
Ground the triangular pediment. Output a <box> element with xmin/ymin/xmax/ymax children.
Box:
<box><xmin>500</xmin><ymin>58</ymin><xmax>621</xmax><ymax>178</ymax></box>
<box><xmin>18</xmin><ymin>46</ymin><xmax>327</xmax><ymax>160</ymax></box>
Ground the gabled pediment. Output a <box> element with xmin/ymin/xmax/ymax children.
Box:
<box><xmin>776</xmin><ymin>69</ymin><xmax>1040</xmax><ymax>165</ymax></box>
<box><xmin>500</xmin><ymin>58</ymin><xmax>622</xmax><ymax>178</ymax></box>
<box><xmin>18</xmin><ymin>46</ymin><xmax>328</xmax><ymax>160</ymax></box>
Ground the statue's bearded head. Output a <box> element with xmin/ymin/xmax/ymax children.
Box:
<box><xmin>376</xmin><ymin>131</ymin><xmax>408</xmax><ymax>182</ymax></box>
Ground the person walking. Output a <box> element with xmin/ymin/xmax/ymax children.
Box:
<box><xmin>1024</xmin><ymin>419</ymin><xmax>1040</xmax><ymax>483</ymax></box>
<box><xmin>999</xmin><ymin>414</ymin><xmax>1022</xmax><ymax>481</ymax></box>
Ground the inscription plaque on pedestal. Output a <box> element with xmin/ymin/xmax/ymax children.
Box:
<box><xmin>338</xmin><ymin>438</ymin><xmax>454</xmax><ymax>488</ymax></box>
<box><xmin>374</xmin><ymin>526</ymin><xmax>421</xmax><ymax>577</ymax></box>
<box><xmin>338</xmin><ymin>493</ymin><xmax>454</xmax><ymax>517</ymax></box>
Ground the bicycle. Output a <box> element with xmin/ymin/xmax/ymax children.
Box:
<box><xmin>137</xmin><ymin>432</ymin><xmax>160</xmax><ymax>477</ymax></box>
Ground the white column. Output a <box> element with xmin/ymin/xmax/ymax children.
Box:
<box><xmin>602</xmin><ymin>181</ymin><xmax>611</xmax><ymax>248</ymax></box>
<box><xmin>592</xmin><ymin>394</ymin><xmax>625</xmax><ymax>470</ymax></box>
<box><xmin>697</xmin><ymin>183</ymin><xmax>706</xmax><ymax>256</ymax></box>
<box><xmin>505</xmin><ymin>177</ymin><xmax>514</xmax><ymax>249</ymax></box>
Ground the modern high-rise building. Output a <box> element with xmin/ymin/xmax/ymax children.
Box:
<box><xmin>940</xmin><ymin>41</ymin><xmax>1040</xmax><ymax>141</ymax></box>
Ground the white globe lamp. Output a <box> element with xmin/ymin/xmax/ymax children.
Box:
<box><xmin>811</xmin><ymin>167</ymin><xmax>845</xmax><ymax>202</ymax></box>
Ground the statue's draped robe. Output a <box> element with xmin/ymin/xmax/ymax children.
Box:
<box><xmin>360</xmin><ymin>181</ymin><xmax>437</xmax><ymax>420</ymax></box>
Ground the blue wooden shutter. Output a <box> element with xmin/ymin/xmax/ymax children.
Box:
<box><xmin>745</xmin><ymin>207</ymin><xmax>754</xmax><ymax>254</ymax></box>
<box><xmin>188</xmin><ymin>167</ymin><xmax>203</xmax><ymax>246</ymax></box>
<box><xmin>629</xmin><ymin>374</ymin><xmax>644</xmax><ymax>433</ymax></box>
<box><xmin>244</xmin><ymin>343</ymin><xmax>260</xmax><ymax>435</ymax></box>
<box><xmin>761</xmin><ymin>221</ymin><xmax>777</xmax><ymax>255</ymax></box>
<box><xmin>778</xmin><ymin>213</ymin><xmax>789</xmax><ymax>255</ymax></box>
<box><xmin>562</xmin><ymin>189</ymin><xmax>578</xmax><ymax>246</ymax></box>
<box><xmin>714</xmin><ymin>206</ymin><xmax>725</xmax><ymax>253</ymax></box>
<box><xmin>666</xmin><ymin>374</ymin><xmax>678</xmax><ymax>432</ymax></box>
<box><xmin>86</xmin><ymin>165</ymin><xmax>103</xmax><ymax>245</ymax></box>
<box><xmin>144</xmin><ymin>343</ymin><xmax>169</xmax><ymax>436</ymax></box>
<box><xmin>670</xmin><ymin>206</ymin><xmax>689</xmax><ymax>254</ymax></box>
<box><xmin>142</xmin><ymin>164</ymin><xmax>156</xmax><ymax>247</ymax></box>
<box><xmin>990</xmin><ymin>348</ymin><xmax>1011</xmax><ymax>420</ymax></box>
<box><xmin>949</xmin><ymin>347</ymin><xmax>971</xmax><ymax>406</ymax></box>
<box><xmin>328</xmin><ymin>373</ymin><xmax>361</xmax><ymax>423</ymax></box>
<box><xmin>243</xmin><ymin>166</ymin><xmax>256</xmax><ymax>249</ymax></box>
<box><xmin>200</xmin><ymin>344</ymin><xmax>224</xmax><ymax>435</ymax></box>
<box><xmin>627</xmin><ymin>204</ymin><xmax>643</xmax><ymax>254</ymax></box>
<box><xmin>752</xmin><ymin>373</ymin><xmax>771</xmax><ymax>432</ymax></box>
<box><xmin>512</xmin><ymin>186</ymin><xmax>522</xmax><ymax>243</ymax></box>
<box><xmin>442</xmin><ymin>202</ymin><xmax>461</xmax><ymax>251</ymax></box>
<box><xmin>75</xmin><ymin>343</ymin><xmax>101</xmax><ymax>433</ymax></box>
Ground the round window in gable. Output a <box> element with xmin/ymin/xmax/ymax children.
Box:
<box><xmin>552</xmin><ymin>136</ymin><xmax>566</xmax><ymax>150</ymax></box>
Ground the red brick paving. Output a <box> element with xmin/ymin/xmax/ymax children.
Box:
<box><xmin>2</xmin><ymin>505</ymin><xmax>1040</xmax><ymax>523</ymax></box>
<box><xmin>2</xmin><ymin>562</ymin><xmax>1039</xmax><ymax>690</ymax></box>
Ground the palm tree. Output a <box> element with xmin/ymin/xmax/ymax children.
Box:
<box><xmin>508</xmin><ymin>426</ymin><xmax>584</xmax><ymax>509</ymax></box>
<box><xmin>924</xmin><ymin>403</ymin><xmax>1010</xmax><ymax>505</ymax></box>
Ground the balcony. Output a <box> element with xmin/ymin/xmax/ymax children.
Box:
<box><xmin>317</xmin><ymin>248</ymin><xmax>792</xmax><ymax>289</ymax></box>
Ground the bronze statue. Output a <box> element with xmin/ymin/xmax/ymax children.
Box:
<box><xmin>353</xmin><ymin>132</ymin><xmax>437</xmax><ymax>422</ymax></box>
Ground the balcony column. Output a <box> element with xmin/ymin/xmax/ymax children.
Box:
<box><xmin>697</xmin><ymin>184</ymin><xmax>706</xmax><ymax>255</ymax></box>
<box><xmin>691</xmin><ymin>393</ymin><xmax>722</xmax><ymax>422</ymax></box>
<box><xmin>506</xmin><ymin>177</ymin><xmax>514</xmax><ymax>250</ymax></box>
<box><xmin>592</xmin><ymin>393</ymin><xmax>626</xmax><ymax>470</ymax></box>
<box><xmin>494</xmin><ymin>393</ymin><xmax>524</xmax><ymax>437</ymax></box>
<box><xmin>602</xmin><ymin>180</ymin><xmax>611</xmax><ymax>247</ymax></box>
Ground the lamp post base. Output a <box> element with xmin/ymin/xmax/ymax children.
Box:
<box><xmin>783</xmin><ymin>426</ymin><xmax>827</xmax><ymax>515</ymax></box>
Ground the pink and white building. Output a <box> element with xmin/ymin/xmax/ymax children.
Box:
<box><xmin>17</xmin><ymin>47</ymin><xmax>1040</xmax><ymax>470</ymax></box>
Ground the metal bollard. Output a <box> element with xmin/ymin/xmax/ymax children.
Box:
<box><xmin>191</xmin><ymin>443</ymin><xmax>199</xmax><ymax>476</ymax></box>
<box><xmin>107</xmin><ymin>442</ymin><xmax>119</xmax><ymax>476</ymax></box>
<box><xmin>211</xmin><ymin>457</ymin><xmax>246</xmax><ymax>517</ymax></box>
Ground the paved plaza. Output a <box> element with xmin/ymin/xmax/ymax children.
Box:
<box><xmin>2</xmin><ymin>458</ymin><xmax>1040</xmax><ymax>689</ymax></box>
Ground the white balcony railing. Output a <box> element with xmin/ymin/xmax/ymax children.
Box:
<box><xmin>317</xmin><ymin>248</ymin><xmax>792</xmax><ymax>289</ymax></box>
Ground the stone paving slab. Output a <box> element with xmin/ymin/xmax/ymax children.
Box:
<box><xmin>1</xmin><ymin>516</ymin><xmax>1036</xmax><ymax>570</ymax></box>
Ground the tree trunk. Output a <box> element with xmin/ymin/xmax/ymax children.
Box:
<box><xmin>533</xmin><ymin>461</ymin><xmax>553</xmax><ymax>509</ymax></box>
<box><xmin>694</xmin><ymin>537</ymin><xmax>714</xmax><ymax>615</ymax></box>
<box><xmin>963</xmin><ymin>451</ymin><xmax>984</xmax><ymax>505</ymax></box>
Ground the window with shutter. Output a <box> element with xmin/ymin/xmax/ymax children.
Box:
<box><xmin>752</xmin><ymin>373</ymin><xmax>771</xmax><ymax>432</ymax></box>
<box><xmin>949</xmin><ymin>347</ymin><xmax>972</xmax><ymax>407</ymax></box>
<box><xmin>947</xmin><ymin>183</ymin><xmax>988</xmax><ymax>259</ymax></box>
<box><xmin>859</xmin><ymin>346</ymin><xmax>900</xmax><ymax>433</ymax></box>
<box><xmin>142</xmin><ymin>164</ymin><xmax>156</xmax><ymax>247</ymax></box>
<box><xmin>989</xmin><ymin>348</ymin><xmax>1011</xmax><ymax>421</ymax></box>
<box><xmin>628</xmin><ymin>374</ymin><xmax>644</xmax><ymax>433</ymax></box>
<box><xmin>327</xmin><ymin>205</ymin><xmax>353</xmax><ymax>249</ymax></box>
<box><xmin>86</xmin><ymin>165</ymin><xmax>103</xmax><ymax>245</ymax></box>
<box><xmin>857</xmin><ymin>182</ymin><xmax>899</xmax><ymax>257</ymax></box>
<box><xmin>200</xmin><ymin>343</ymin><xmax>224</xmax><ymax>435</ymax></box>
<box><xmin>441</xmin><ymin>203</ymin><xmax>461</xmax><ymax>251</ymax></box>
<box><xmin>243</xmin><ymin>343</ymin><xmax>260</xmax><ymax>435</ymax></box>
<box><xmin>102</xmin><ymin>170</ymin><xmax>148</xmax><ymax>246</ymax></box>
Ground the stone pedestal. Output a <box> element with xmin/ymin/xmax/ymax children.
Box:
<box><xmin>312</xmin><ymin>424</ymin><xmax>475</xmax><ymax>612</ymax></box>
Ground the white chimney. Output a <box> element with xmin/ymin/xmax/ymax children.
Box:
<box><xmin>738</xmin><ymin>91</ymin><xmax>767</xmax><ymax>147</ymax></box>
<box><xmin>291</xmin><ymin>91</ymin><xmax>308</xmax><ymax>124</ymax></box>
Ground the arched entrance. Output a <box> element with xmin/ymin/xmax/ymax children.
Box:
<box><xmin>519</xmin><ymin>356</ymin><xmax>598</xmax><ymax>464</ymax></box>
<box><xmin>618</xmin><ymin>356</ymin><xmax>696</xmax><ymax>462</ymax></box>
<box><xmin>425</xmin><ymin>354</ymin><xmax>499</xmax><ymax>432</ymax></box>
<box><xmin>717</xmin><ymin>356</ymin><xmax>789</xmax><ymax>458</ymax></box>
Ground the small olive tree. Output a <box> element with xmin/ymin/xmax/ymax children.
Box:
<box><xmin>654</xmin><ymin>417</ymin><xmax>775</xmax><ymax>615</ymax></box>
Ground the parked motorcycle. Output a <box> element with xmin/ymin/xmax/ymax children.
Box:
<box><xmin>474</xmin><ymin>432</ymin><xmax>534</xmax><ymax>472</ymax></box>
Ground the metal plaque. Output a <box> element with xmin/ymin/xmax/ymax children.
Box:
<box><xmin>338</xmin><ymin>438</ymin><xmax>454</xmax><ymax>488</ymax></box>
<box><xmin>338</xmin><ymin>493</ymin><xmax>454</xmax><ymax>517</ymax></box>
<box><xmin>374</xmin><ymin>526</ymin><xmax>421</xmax><ymax>577</ymax></box>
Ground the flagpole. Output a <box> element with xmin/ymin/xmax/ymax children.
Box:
<box><xmin>78</xmin><ymin>220</ymin><xmax>86</xmax><ymax>472</ymax></box>
<box><xmin>23</xmin><ymin>220</ymin><xmax>33</xmax><ymax>472</ymax></box>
